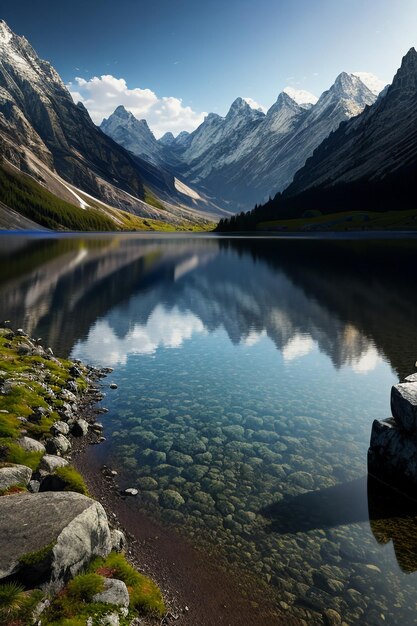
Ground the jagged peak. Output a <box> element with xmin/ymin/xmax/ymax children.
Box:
<box><xmin>386</xmin><ymin>47</ymin><xmax>417</xmax><ymax>96</ymax></box>
<box><xmin>0</xmin><ymin>19</ymin><xmax>13</xmax><ymax>44</ymax></box>
<box><xmin>113</xmin><ymin>105</ymin><xmax>132</xmax><ymax>119</ymax></box>
<box><xmin>204</xmin><ymin>112</ymin><xmax>222</xmax><ymax>123</ymax></box>
<box><xmin>226</xmin><ymin>97</ymin><xmax>264</xmax><ymax>122</ymax></box>
<box><xmin>266</xmin><ymin>91</ymin><xmax>303</xmax><ymax>117</ymax></box>
<box><xmin>158</xmin><ymin>131</ymin><xmax>175</xmax><ymax>145</ymax></box>
<box><xmin>227</xmin><ymin>97</ymin><xmax>251</xmax><ymax>115</ymax></box>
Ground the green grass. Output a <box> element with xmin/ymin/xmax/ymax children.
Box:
<box><xmin>88</xmin><ymin>552</ymin><xmax>165</xmax><ymax>616</ymax></box>
<box><xmin>256</xmin><ymin>208</ymin><xmax>417</xmax><ymax>232</ymax></box>
<box><xmin>0</xmin><ymin>162</ymin><xmax>116</xmax><ymax>231</ymax></box>
<box><xmin>0</xmin><ymin>440</ymin><xmax>44</xmax><ymax>470</ymax></box>
<box><xmin>19</xmin><ymin>542</ymin><xmax>55</xmax><ymax>567</ymax></box>
<box><xmin>0</xmin><ymin>582</ymin><xmax>43</xmax><ymax>625</ymax></box>
<box><xmin>0</xmin><ymin>483</ymin><xmax>27</xmax><ymax>496</ymax></box>
<box><xmin>55</xmin><ymin>466</ymin><xmax>89</xmax><ymax>495</ymax></box>
<box><xmin>67</xmin><ymin>573</ymin><xmax>104</xmax><ymax>601</ymax></box>
<box><xmin>144</xmin><ymin>187</ymin><xmax>166</xmax><ymax>212</ymax></box>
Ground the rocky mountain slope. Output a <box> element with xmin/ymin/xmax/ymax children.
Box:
<box><xmin>0</xmin><ymin>20</ymin><xmax>225</xmax><ymax>229</ymax></box>
<box><xmin>286</xmin><ymin>48</ymin><xmax>417</xmax><ymax>198</ymax></box>
<box><xmin>216</xmin><ymin>49</ymin><xmax>417</xmax><ymax>230</ymax></box>
<box><xmin>103</xmin><ymin>73</ymin><xmax>377</xmax><ymax>211</ymax></box>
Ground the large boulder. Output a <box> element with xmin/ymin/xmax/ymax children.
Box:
<box><xmin>92</xmin><ymin>578</ymin><xmax>130</xmax><ymax>607</ymax></box>
<box><xmin>17</xmin><ymin>436</ymin><xmax>46</xmax><ymax>453</ymax></box>
<box><xmin>0</xmin><ymin>492</ymin><xmax>112</xmax><ymax>591</ymax></box>
<box><xmin>70</xmin><ymin>418</ymin><xmax>89</xmax><ymax>436</ymax></box>
<box><xmin>45</xmin><ymin>434</ymin><xmax>71</xmax><ymax>455</ymax></box>
<box><xmin>391</xmin><ymin>383</ymin><xmax>417</xmax><ymax>432</ymax></box>
<box><xmin>39</xmin><ymin>455</ymin><xmax>69</xmax><ymax>473</ymax></box>
<box><xmin>368</xmin><ymin>418</ymin><xmax>417</xmax><ymax>486</ymax></box>
<box><xmin>0</xmin><ymin>464</ymin><xmax>32</xmax><ymax>490</ymax></box>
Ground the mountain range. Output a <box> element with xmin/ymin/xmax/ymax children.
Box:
<box><xmin>0</xmin><ymin>18</ymin><xmax>414</xmax><ymax>232</ymax></box>
<box><xmin>216</xmin><ymin>47</ymin><xmax>417</xmax><ymax>231</ymax></box>
<box><xmin>0</xmin><ymin>20</ymin><xmax>226</xmax><ymax>230</ymax></box>
<box><xmin>102</xmin><ymin>74</ymin><xmax>378</xmax><ymax>211</ymax></box>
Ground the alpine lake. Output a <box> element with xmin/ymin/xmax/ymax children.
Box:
<box><xmin>2</xmin><ymin>233</ymin><xmax>417</xmax><ymax>626</ymax></box>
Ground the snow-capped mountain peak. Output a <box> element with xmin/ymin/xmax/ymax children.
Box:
<box><xmin>112</xmin><ymin>104</ymin><xmax>132</xmax><ymax>120</ymax></box>
<box><xmin>0</xmin><ymin>19</ymin><xmax>13</xmax><ymax>45</ymax></box>
<box><xmin>283</xmin><ymin>87</ymin><xmax>318</xmax><ymax>106</ymax></box>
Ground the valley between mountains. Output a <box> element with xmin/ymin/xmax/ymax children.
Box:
<box><xmin>0</xmin><ymin>19</ymin><xmax>416</xmax><ymax>232</ymax></box>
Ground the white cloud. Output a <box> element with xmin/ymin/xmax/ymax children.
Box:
<box><xmin>72</xmin><ymin>305</ymin><xmax>206</xmax><ymax>366</ymax></box>
<box><xmin>282</xmin><ymin>334</ymin><xmax>315</xmax><ymax>361</ymax></box>
<box><xmin>67</xmin><ymin>74</ymin><xmax>207</xmax><ymax>138</ymax></box>
<box><xmin>351</xmin><ymin>72</ymin><xmax>386</xmax><ymax>95</ymax></box>
<box><xmin>349</xmin><ymin>345</ymin><xmax>382</xmax><ymax>374</ymax></box>
<box><xmin>283</xmin><ymin>87</ymin><xmax>318</xmax><ymax>105</ymax></box>
<box><xmin>243</xmin><ymin>97</ymin><xmax>267</xmax><ymax>113</ymax></box>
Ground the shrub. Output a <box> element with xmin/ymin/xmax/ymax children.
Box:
<box><xmin>89</xmin><ymin>552</ymin><xmax>165</xmax><ymax>616</ymax></box>
<box><xmin>66</xmin><ymin>573</ymin><xmax>104</xmax><ymax>602</ymax></box>
<box><xmin>55</xmin><ymin>466</ymin><xmax>89</xmax><ymax>495</ymax></box>
<box><xmin>0</xmin><ymin>581</ymin><xmax>26</xmax><ymax>620</ymax></box>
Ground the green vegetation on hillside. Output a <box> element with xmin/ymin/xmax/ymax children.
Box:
<box><xmin>0</xmin><ymin>161</ymin><xmax>213</xmax><ymax>232</ymax></box>
<box><xmin>0</xmin><ymin>163</ymin><xmax>115</xmax><ymax>231</ymax></box>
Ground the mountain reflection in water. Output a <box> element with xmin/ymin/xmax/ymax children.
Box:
<box><xmin>1</xmin><ymin>235</ymin><xmax>416</xmax><ymax>377</ymax></box>
<box><xmin>2</xmin><ymin>234</ymin><xmax>417</xmax><ymax>625</ymax></box>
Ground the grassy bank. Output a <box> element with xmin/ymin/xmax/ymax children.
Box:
<box><xmin>0</xmin><ymin>326</ymin><xmax>165</xmax><ymax>625</ymax></box>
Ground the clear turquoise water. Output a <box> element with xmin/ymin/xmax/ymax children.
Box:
<box><xmin>2</xmin><ymin>234</ymin><xmax>417</xmax><ymax>625</ymax></box>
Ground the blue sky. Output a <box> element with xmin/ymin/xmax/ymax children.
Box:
<box><xmin>2</xmin><ymin>0</ymin><xmax>416</xmax><ymax>136</ymax></box>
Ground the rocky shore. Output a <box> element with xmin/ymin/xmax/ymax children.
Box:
<box><xmin>368</xmin><ymin>368</ymin><xmax>417</xmax><ymax>490</ymax></box>
<box><xmin>0</xmin><ymin>325</ymin><xmax>165</xmax><ymax>626</ymax></box>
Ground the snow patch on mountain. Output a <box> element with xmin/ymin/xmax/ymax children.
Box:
<box><xmin>174</xmin><ymin>178</ymin><xmax>202</xmax><ymax>200</ymax></box>
<box><xmin>283</xmin><ymin>87</ymin><xmax>318</xmax><ymax>106</ymax></box>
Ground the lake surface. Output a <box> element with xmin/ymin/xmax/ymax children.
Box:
<box><xmin>2</xmin><ymin>233</ymin><xmax>417</xmax><ymax>625</ymax></box>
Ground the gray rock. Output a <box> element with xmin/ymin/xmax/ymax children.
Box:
<box><xmin>45</xmin><ymin>434</ymin><xmax>71</xmax><ymax>455</ymax></box>
<box><xmin>17</xmin><ymin>436</ymin><xmax>46</xmax><ymax>453</ymax></box>
<box><xmin>93</xmin><ymin>578</ymin><xmax>129</xmax><ymax>607</ymax></box>
<box><xmin>368</xmin><ymin>418</ymin><xmax>417</xmax><ymax>486</ymax></box>
<box><xmin>405</xmin><ymin>373</ymin><xmax>417</xmax><ymax>383</ymax></box>
<box><xmin>100</xmin><ymin>614</ymin><xmax>119</xmax><ymax>626</ymax></box>
<box><xmin>391</xmin><ymin>383</ymin><xmax>417</xmax><ymax>432</ymax></box>
<box><xmin>124</xmin><ymin>488</ymin><xmax>138</xmax><ymax>496</ymax></box>
<box><xmin>40</xmin><ymin>455</ymin><xmax>69</xmax><ymax>473</ymax></box>
<box><xmin>0</xmin><ymin>492</ymin><xmax>111</xmax><ymax>590</ymax></box>
<box><xmin>71</xmin><ymin>419</ymin><xmax>89</xmax><ymax>437</ymax></box>
<box><xmin>0</xmin><ymin>464</ymin><xmax>32</xmax><ymax>490</ymax></box>
<box><xmin>51</xmin><ymin>421</ymin><xmax>70</xmax><ymax>436</ymax></box>
<box><xmin>29</xmin><ymin>480</ymin><xmax>41</xmax><ymax>493</ymax></box>
<box><xmin>110</xmin><ymin>529</ymin><xmax>126</xmax><ymax>552</ymax></box>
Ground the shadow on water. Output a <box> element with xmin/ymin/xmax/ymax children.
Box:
<box><xmin>261</xmin><ymin>474</ymin><xmax>417</xmax><ymax>573</ymax></box>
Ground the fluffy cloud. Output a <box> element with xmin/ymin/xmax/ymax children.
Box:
<box><xmin>67</xmin><ymin>75</ymin><xmax>207</xmax><ymax>138</ymax></box>
<box><xmin>243</xmin><ymin>97</ymin><xmax>267</xmax><ymax>113</ymax></box>
<box><xmin>72</xmin><ymin>306</ymin><xmax>206</xmax><ymax>365</ymax></box>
